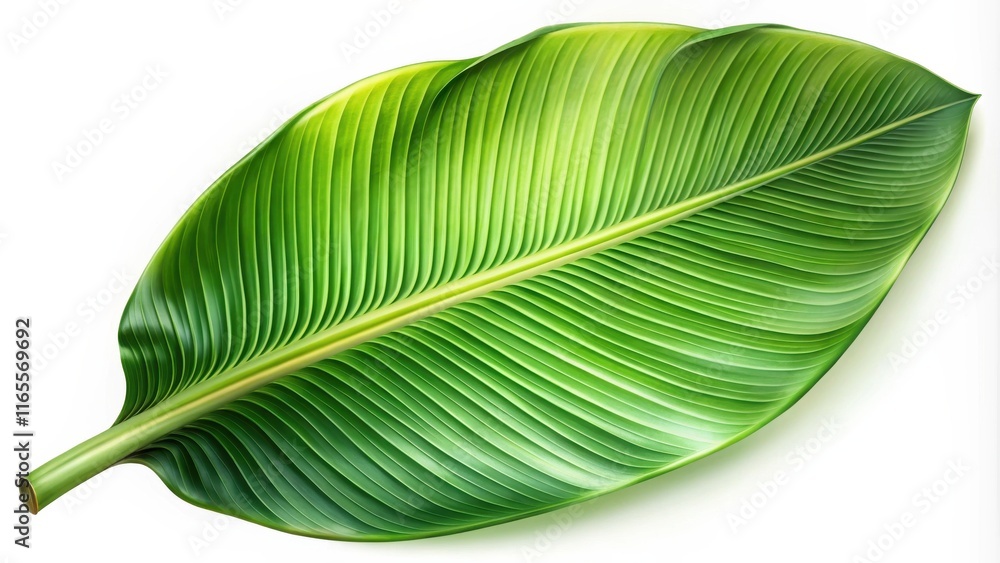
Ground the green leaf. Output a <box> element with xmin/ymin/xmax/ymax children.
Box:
<box><xmin>26</xmin><ymin>22</ymin><xmax>977</xmax><ymax>540</ymax></box>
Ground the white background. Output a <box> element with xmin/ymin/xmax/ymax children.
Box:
<box><xmin>1</xmin><ymin>1</ymin><xmax>997</xmax><ymax>561</ymax></box>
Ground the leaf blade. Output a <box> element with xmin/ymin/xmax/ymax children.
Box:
<box><xmin>26</xmin><ymin>23</ymin><xmax>977</xmax><ymax>539</ymax></box>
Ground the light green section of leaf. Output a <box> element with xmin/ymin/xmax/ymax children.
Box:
<box><xmin>26</xmin><ymin>23</ymin><xmax>977</xmax><ymax>540</ymax></box>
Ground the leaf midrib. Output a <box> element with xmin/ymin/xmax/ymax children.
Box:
<box><xmin>135</xmin><ymin>94</ymin><xmax>976</xmax><ymax>430</ymax></box>
<box><xmin>194</xmin><ymin>94</ymin><xmax>995</xmax><ymax>400</ymax></box>
<box><xmin>24</xmin><ymin>94</ymin><xmax>974</xmax><ymax>514</ymax></box>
